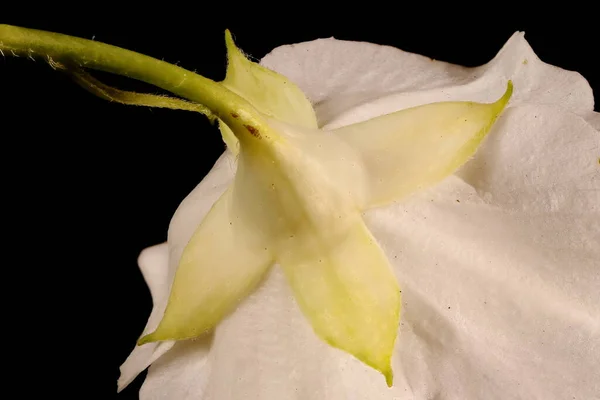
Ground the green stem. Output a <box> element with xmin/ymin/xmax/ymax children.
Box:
<box><xmin>0</xmin><ymin>24</ymin><xmax>264</xmax><ymax>138</ymax></box>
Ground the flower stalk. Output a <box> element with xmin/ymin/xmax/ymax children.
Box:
<box><xmin>0</xmin><ymin>24</ymin><xmax>264</xmax><ymax>144</ymax></box>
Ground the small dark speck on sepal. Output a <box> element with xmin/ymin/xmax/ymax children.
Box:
<box><xmin>244</xmin><ymin>125</ymin><xmax>261</xmax><ymax>138</ymax></box>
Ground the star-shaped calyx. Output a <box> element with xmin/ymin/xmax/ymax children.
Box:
<box><xmin>0</xmin><ymin>25</ymin><xmax>512</xmax><ymax>386</ymax></box>
<box><xmin>136</xmin><ymin>32</ymin><xmax>512</xmax><ymax>386</ymax></box>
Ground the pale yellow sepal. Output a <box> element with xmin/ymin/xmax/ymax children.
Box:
<box><xmin>218</xmin><ymin>120</ymin><xmax>239</xmax><ymax>154</ymax></box>
<box><xmin>278</xmin><ymin>215</ymin><xmax>400</xmax><ymax>387</ymax></box>
<box><xmin>138</xmin><ymin>187</ymin><xmax>273</xmax><ymax>344</ymax></box>
<box><xmin>334</xmin><ymin>81</ymin><xmax>513</xmax><ymax>208</ymax></box>
<box><xmin>219</xmin><ymin>30</ymin><xmax>318</xmax><ymax>154</ymax></box>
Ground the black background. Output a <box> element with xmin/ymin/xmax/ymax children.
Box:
<box><xmin>1</xmin><ymin>9</ymin><xmax>597</xmax><ymax>399</ymax></box>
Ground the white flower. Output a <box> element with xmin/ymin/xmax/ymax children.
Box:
<box><xmin>117</xmin><ymin>32</ymin><xmax>600</xmax><ymax>399</ymax></box>
<box><xmin>1</xmin><ymin>22</ymin><xmax>594</xmax><ymax>400</ymax></box>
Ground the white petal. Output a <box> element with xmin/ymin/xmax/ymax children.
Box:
<box><xmin>260</xmin><ymin>32</ymin><xmax>594</xmax><ymax>128</ymax></box>
<box><xmin>364</xmin><ymin>177</ymin><xmax>599</xmax><ymax>400</ymax></box>
<box><xmin>118</xmin><ymin>243</ymin><xmax>174</xmax><ymax>392</ymax></box>
<box><xmin>137</xmin><ymin>177</ymin><xmax>599</xmax><ymax>400</ymax></box>
<box><xmin>140</xmin><ymin>336</ymin><xmax>213</xmax><ymax>400</ymax></box>
<box><xmin>118</xmin><ymin>152</ymin><xmax>236</xmax><ymax>391</ymax></box>
<box><xmin>457</xmin><ymin>105</ymin><xmax>599</xmax><ymax>212</ymax></box>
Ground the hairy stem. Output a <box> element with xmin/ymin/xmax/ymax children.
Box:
<box><xmin>0</xmin><ymin>24</ymin><xmax>265</xmax><ymax>139</ymax></box>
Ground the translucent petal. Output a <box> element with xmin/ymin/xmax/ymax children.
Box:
<box><xmin>139</xmin><ymin>186</ymin><xmax>273</xmax><ymax>343</ymax></box>
<box><xmin>260</xmin><ymin>32</ymin><xmax>594</xmax><ymax>129</ymax></box>
<box><xmin>334</xmin><ymin>82</ymin><xmax>512</xmax><ymax>208</ymax></box>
